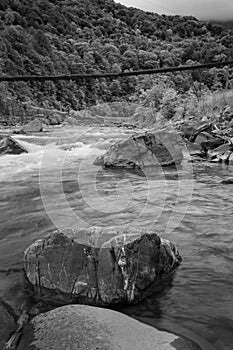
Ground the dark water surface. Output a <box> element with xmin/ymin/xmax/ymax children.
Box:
<box><xmin>0</xmin><ymin>126</ymin><xmax>233</xmax><ymax>350</ymax></box>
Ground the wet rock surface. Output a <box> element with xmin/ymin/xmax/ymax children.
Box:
<box><xmin>182</xmin><ymin>122</ymin><xmax>233</xmax><ymax>163</ymax></box>
<box><xmin>0</xmin><ymin>301</ymin><xmax>17</xmax><ymax>349</ymax></box>
<box><xmin>17</xmin><ymin>305</ymin><xmax>202</xmax><ymax>350</ymax></box>
<box><xmin>0</xmin><ymin>135</ymin><xmax>28</xmax><ymax>155</ymax></box>
<box><xmin>220</xmin><ymin>177</ymin><xmax>233</xmax><ymax>184</ymax></box>
<box><xmin>64</xmin><ymin>116</ymin><xmax>80</xmax><ymax>126</ymax></box>
<box><xmin>24</xmin><ymin>227</ymin><xmax>182</xmax><ymax>306</ymax></box>
<box><xmin>22</xmin><ymin>119</ymin><xmax>43</xmax><ymax>133</ymax></box>
<box><xmin>94</xmin><ymin>131</ymin><xmax>183</xmax><ymax>169</ymax></box>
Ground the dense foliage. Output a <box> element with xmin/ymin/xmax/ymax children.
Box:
<box><xmin>0</xmin><ymin>0</ymin><xmax>233</xmax><ymax>117</ymax></box>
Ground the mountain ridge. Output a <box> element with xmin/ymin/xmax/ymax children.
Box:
<box><xmin>0</xmin><ymin>0</ymin><xmax>233</xmax><ymax>121</ymax></box>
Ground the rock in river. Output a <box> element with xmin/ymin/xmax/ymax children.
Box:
<box><xmin>22</xmin><ymin>118</ymin><xmax>43</xmax><ymax>133</ymax></box>
<box><xmin>220</xmin><ymin>177</ymin><xmax>233</xmax><ymax>184</ymax></box>
<box><xmin>24</xmin><ymin>227</ymin><xmax>182</xmax><ymax>306</ymax></box>
<box><xmin>94</xmin><ymin>131</ymin><xmax>183</xmax><ymax>169</ymax></box>
<box><xmin>17</xmin><ymin>305</ymin><xmax>202</xmax><ymax>350</ymax></box>
<box><xmin>182</xmin><ymin>122</ymin><xmax>233</xmax><ymax>164</ymax></box>
<box><xmin>0</xmin><ymin>135</ymin><xmax>28</xmax><ymax>155</ymax></box>
<box><xmin>0</xmin><ymin>301</ymin><xmax>16</xmax><ymax>349</ymax></box>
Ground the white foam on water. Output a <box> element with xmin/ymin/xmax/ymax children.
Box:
<box><xmin>0</xmin><ymin>135</ymin><xmax>111</xmax><ymax>182</ymax></box>
<box><xmin>13</xmin><ymin>138</ymin><xmax>45</xmax><ymax>153</ymax></box>
<box><xmin>0</xmin><ymin>124</ymin><xmax>131</xmax><ymax>182</ymax></box>
<box><xmin>58</xmin><ymin>141</ymin><xmax>86</xmax><ymax>151</ymax></box>
<box><xmin>14</xmin><ymin>134</ymin><xmax>53</xmax><ymax>139</ymax></box>
<box><xmin>68</xmin><ymin>141</ymin><xmax>107</xmax><ymax>158</ymax></box>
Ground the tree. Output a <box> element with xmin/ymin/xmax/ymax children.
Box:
<box><xmin>4</xmin><ymin>10</ymin><xmax>15</xmax><ymax>25</ymax></box>
<box><xmin>32</xmin><ymin>30</ymin><xmax>52</xmax><ymax>56</ymax></box>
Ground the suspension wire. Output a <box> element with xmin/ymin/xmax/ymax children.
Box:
<box><xmin>0</xmin><ymin>60</ymin><xmax>233</xmax><ymax>83</ymax></box>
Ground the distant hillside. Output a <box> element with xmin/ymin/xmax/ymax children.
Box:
<box><xmin>0</xmin><ymin>0</ymin><xmax>233</xmax><ymax>119</ymax></box>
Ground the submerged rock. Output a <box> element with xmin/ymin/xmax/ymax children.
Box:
<box><xmin>24</xmin><ymin>227</ymin><xmax>182</xmax><ymax>306</ymax></box>
<box><xmin>0</xmin><ymin>135</ymin><xmax>28</xmax><ymax>155</ymax></box>
<box><xmin>94</xmin><ymin>131</ymin><xmax>183</xmax><ymax>169</ymax></box>
<box><xmin>22</xmin><ymin>119</ymin><xmax>43</xmax><ymax>133</ymax></box>
<box><xmin>17</xmin><ymin>305</ymin><xmax>202</xmax><ymax>350</ymax></box>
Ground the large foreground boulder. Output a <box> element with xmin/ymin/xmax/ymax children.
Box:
<box><xmin>94</xmin><ymin>131</ymin><xmax>183</xmax><ymax>169</ymax></box>
<box><xmin>0</xmin><ymin>135</ymin><xmax>28</xmax><ymax>155</ymax></box>
<box><xmin>24</xmin><ymin>227</ymin><xmax>182</xmax><ymax>306</ymax></box>
<box><xmin>17</xmin><ymin>305</ymin><xmax>202</xmax><ymax>350</ymax></box>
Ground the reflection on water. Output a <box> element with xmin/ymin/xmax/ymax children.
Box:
<box><xmin>0</xmin><ymin>126</ymin><xmax>233</xmax><ymax>350</ymax></box>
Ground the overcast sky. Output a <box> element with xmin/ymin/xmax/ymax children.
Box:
<box><xmin>118</xmin><ymin>0</ymin><xmax>233</xmax><ymax>20</ymax></box>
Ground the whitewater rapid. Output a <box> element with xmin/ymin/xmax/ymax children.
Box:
<box><xmin>0</xmin><ymin>126</ymin><xmax>131</xmax><ymax>182</ymax></box>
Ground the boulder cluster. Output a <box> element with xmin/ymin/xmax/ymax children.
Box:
<box><xmin>181</xmin><ymin>119</ymin><xmax>233</xmax><ymax>163</ymax></box>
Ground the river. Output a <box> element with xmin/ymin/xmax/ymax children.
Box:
<box><xmin>0</xmin><ymin>125</ymin><xmax>233</xmax><ymax>350</ymax></box>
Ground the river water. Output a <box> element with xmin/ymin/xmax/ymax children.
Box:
<box><xmin>0</xmin><ymin>125</ymin><xmax>233</xmax><ymax>350</ymax></box>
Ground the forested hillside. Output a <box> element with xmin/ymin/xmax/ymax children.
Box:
<box><xmin>214</xmin><ymin>20</ymin><xmax>233</xmax><ymax>30</ymax></box>
<box><xmin>0</xmin><ymin>0</ymin><xmax>233</xmax><ymax>118</ymax></box>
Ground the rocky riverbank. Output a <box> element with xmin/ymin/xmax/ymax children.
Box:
<box><xmin>181</xmin><ymin>122</ymin><xmax>233</xmax><ymax>163</ymax></box>
<box><xmin>3</xmin><ymin>107</ymin><xmax>233</xmax><ymax>170</ymax></box>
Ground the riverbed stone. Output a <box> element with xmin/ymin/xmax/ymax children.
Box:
<box><xmin>64</xmin><ymin>116</ymin><xmax>79</xmax><ymax>125</ymax></box>
<box><xmin>17</xmin><ymin>305</ymin><xmax>202</xmax><ymax>350</ymax></box>
<box><xmin>180</xmin><ymin>124</ymin><xmax>196</xmax><ymax>139</ymax></box>
<box><xmin>24</xmin><ymin>227</ymin><xmax>182</xmax><ymax>306</ymax></box>
<box><xmin>220</xmin><ymin>177</ymin><xmax>233</xmax><ymax>184</ymax></box>
<box><xmin>194</xmin><ymin>131</ymin><xmax>215</xmax><ymax>145</ymax></box>
<box><xmin>22</xmin><ymin>119</ymin><xmax>43</xmax><ymax>133</ymax></box>
<box><xmin>0</xmin><ymin>135</ymin><xmax>28</xmax><ymax>155</ymax></box>
<box><xmin>229</xmin><ymin>153</ymin><xmax>233</xmax><ymax>164</ymax></box>
<box><xmin>186</xmin><ymin>140</ymin><xmax>204</xmax><ymax>157</ymax></box>
<box><xmin>207</xmin><ymin>143</ymin><xmax>232</xmax><ymax>161</ymax></box>
<box><xmin>0</xmin><ymin>301</ymin><xmax>17</xmax><ymax>349</ymax></box>
<box><xmin>94</xmin><ymin>131</ymin><xmax>183</xmax><ymax>169</ymax></box>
